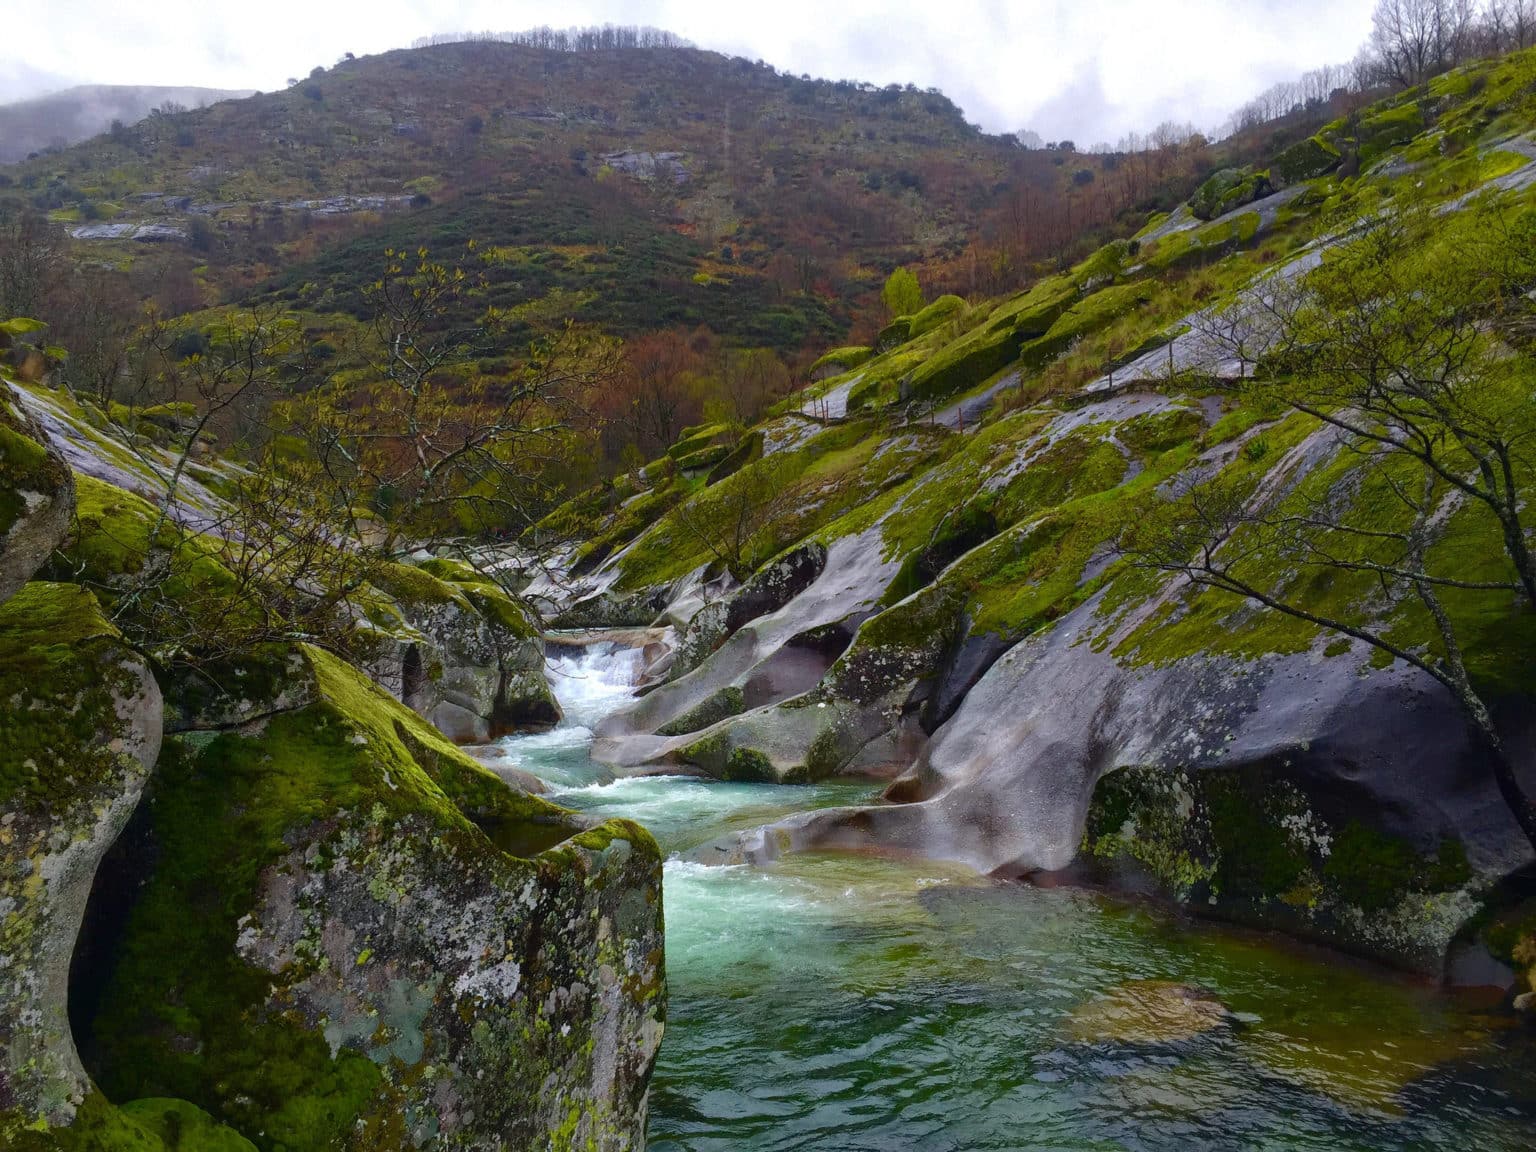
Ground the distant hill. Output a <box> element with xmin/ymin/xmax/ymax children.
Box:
<box><xmin>0</xmin><ymin>85</ymin><xmax>254</xmax><ymax>162</ymax></box>
<box><xmin>0</xmin><ymin>41</ymin><xmax>1206</xmax><ymax>347</ymax></box>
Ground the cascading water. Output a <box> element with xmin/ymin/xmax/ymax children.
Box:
<box><xmin>477</xmin><ymin>637</ymin><xmax>1536</xmax><ymax>1151</ymax></box>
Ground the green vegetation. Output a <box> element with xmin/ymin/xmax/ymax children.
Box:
<box><xmin>85</xmin><ymin>647</ymin><xmax>577</xmax><ymax>1150</ymax></box>
<box><xmin>881</xmin><ymin>267</ymin><xmax>924</xmax><ymax>318</ymax></box>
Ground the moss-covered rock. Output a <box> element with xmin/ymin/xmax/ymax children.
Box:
<box><xmin>1081</xmin><ymin>762</ymin><xmax>1482</xmax><ymax>971</ymax></box>
<box><xmin>903</xmin><ymin>277</ymin><xmax>1076</xmax><ymax>403</ymax></box>
<box><xmin>657</xmin><ymin>686</ymin><xmax>746</xmax><ymax>737</ymax></box>
<box><xmin>665</xmin><ymin>423</ymin><xmax>735</xmax><ymax>462</ymax></box>
<box><xmin>907</xmin><ymin>295</ymin><xmax>966</xmax><ymax>339</ymax></box>
<box><xmin>808</xmin><ymin>347</ymin><xmax>873</xmax><ymax>379</ymax></box>
<box><xmin>874</xmin><ymin>317</ymin><xmax>912</xmax><ymax>353</ymax></box>
<box><xmin>366</xmin><ymin>562</ymin><xmax>560</xmax><ymax>743</ymax></box>
<box><xmin>1</xmin><ymin>384</ymin><xmax>75</xmax><ymax>606</ymax></box>
<box><xmin>704</xmin><ymin>430</ymin><xmax>763</xmax><ymax>486</ymax></box>
<box><xmin>1190</xmin><ymin>167</ymin><xmax>1273</xmax><ymax>221</ymax></box>
<box><xmin>0</xmin><ymin>583</ymin><xmax>163</xmax><ymax>1138</ymax></box>
<box><xmin>82</xmin><ymin>646</ymin><xmax>664</xmax><ymax>1152</ymax></box>
<box><xmin>1357</xmin><ymin>102</ymin><xmax>1426</xmax><ymax>166</ymax></box>
<box><xmin>1272</xmin><ymin>135</ymin><xmax>1342</xmax><ymax>184</ymax></box>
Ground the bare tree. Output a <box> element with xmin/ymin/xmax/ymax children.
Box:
<box><xmin>0</xmin><ymin>211</ymin><xmax>62</xmax><ymax>320</ymax></box>
<box><xmin>1122</xmin><ymin>195</ymin><xmax>1536</xmax><ymax>848</ymax></box>
<box><xmin>303</xmin><ymin>246</ymin><xmax>620</xmax><ymax>554</ymax></box>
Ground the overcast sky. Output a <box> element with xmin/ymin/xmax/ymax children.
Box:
<box><xmin>8</xmin><ymin>1</ymin><xmax>1376</xmax><ymax>142</ymax></box>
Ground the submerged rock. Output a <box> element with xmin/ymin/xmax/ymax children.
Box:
<box><xmin>1065</xmin><ymin>981</ymin><xmax>1237</xmax><ymax>1047</ymax></box>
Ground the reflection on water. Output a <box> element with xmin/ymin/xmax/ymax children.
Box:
<box><xmin>481</xmin><ymin>642</ymin><xmax>1536</xmax><ymax>1151</ymax></box>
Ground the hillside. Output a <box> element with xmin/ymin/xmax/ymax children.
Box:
<box><xmin>0</xmin><ymin>40</ymin><xmax>1206</xmax><ymax>348</ymax></box>
<box><xmin>534</xmin><ymin>45</ymin><xmax>1536</xmax><ymax>979</ymax></box>
<box><xmin>0</xmin><ymin>85</ymin><xmax>253</xmax><ymax>163</ymax></box>
<box><xmin>9</xmin><ymin>20</ymin><xmax>1536</xmax><ymax>1152</ymax></box>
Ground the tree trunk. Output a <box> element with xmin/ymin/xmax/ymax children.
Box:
<box><xmin>1470</xmin><ymin>714</ymin><xmax>1536</xmax><ymax>854</ymax></box>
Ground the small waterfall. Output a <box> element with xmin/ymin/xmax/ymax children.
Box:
<box><xmin>546</xmin><ymin>641</ymin><xmax>645</xmax><ymax>730</ymax></box>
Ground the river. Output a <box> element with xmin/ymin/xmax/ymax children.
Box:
<box><xmin>472</xmin><ymin>641</ymin><xmax>1536</xmax><ymax>1151</ymax></box>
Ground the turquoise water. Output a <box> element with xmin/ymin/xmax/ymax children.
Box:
<box><xmin>478</xmin><ymin>646</ymin><xmax>1536</xmax><ymax>1150</ymax></box>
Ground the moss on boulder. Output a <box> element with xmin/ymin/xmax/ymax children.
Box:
<box><xmin>0</xmin><ymin>583</ymin><xmax>163</xmax><ymax>1138</ymax></box>
<box><xmin>704</xmin><ymin>430</ymin><xmax>763</xmax><ymax>486</ymax></box>
<box><xmin>1081</xmin><ymin>762</ymin><xmax>1481</xmax><ymax>971</ymax></box>
<box><xmin>809</xmin><ymin>347</ymin><xmax>873</xmax><ymax>378</ymax></box>
<box><xmin>1190</xmin><ymin>168</ymin><xmax>1273</xmax><ymax>221</ymax></box>
<box><xmin>1</xmin><ymin>385</ymin><xmax>75</xmax><ymax>605</ymax></box>
<box><xmin>874</xmin><ymin>317</ymin><xmax>912</xmax><ymax>353</ymax></box>
<box><xmin>1272</xmin><ymin>135</ymin><xmax>1342</xmax><ymax>184</ymax></box>
<box><xmin>83</xmin><ymin>646</ymin><xmax>664</xmax><ymax>1152</ymax></box>
<box><xmin>907</xmin><ymin>295</ymin><xmax>966</xmax><ymax>339</ymax></box>
<box><xmin>365</xmin><ymin>561</ymin><xmax>561</xmax><ymax>743</ymax></box>
<box><xmin>657</xmin><ymin>686</ymin><xmax>746</xmax><ymax>737</ymax></box>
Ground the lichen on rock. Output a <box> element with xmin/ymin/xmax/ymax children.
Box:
<box><xmin>80</xmin><ymin>645</ymin><xmax>663</xmax><ymax>1152</ymax></box>
<box><xmin>0</xmin><ymin>383</ymin><xmax>75</xmax><ymax>606</ymax></box>
<box><xmin>0</xmin><ymin>583</ymin><xmax>162</xmax><ymax>1137</ymax></box>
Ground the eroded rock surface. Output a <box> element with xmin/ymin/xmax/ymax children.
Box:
<box><xmin>81</xmin><ymin>646</ymin><xmax>663</xmax><ymax>1151</ymax></box>
<box><xmin>0</xmin><ymin>584</ymin><xmax>162</xmax><ymax>1133</ymax></box>
<box><xmin>0</xmin><ymin>384</ymin><xmax>75</xmax><ymax>606</ymax></box>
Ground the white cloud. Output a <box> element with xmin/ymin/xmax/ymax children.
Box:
<box><xmin>8</xmin><ymin>0</ymin><xmax>1376</xmax><ymax>141</ymax></box>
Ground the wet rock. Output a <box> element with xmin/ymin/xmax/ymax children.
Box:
<box><xmin>0</xmin><ymin>385</ymin><xmax>75</xmax><ymax>606</ymax></box>
<box><xmin>1190</xmin><ymin>167</ymin><xmax>1272</xmax><ymax>221</ymax></box>
<box><xmin>725</xmin><ymin>583</ymin><xmax>1532</xmax><ymax>971</ymax></box>
<box><xmin>594</xmin><ymin>529</ymin><xmax>901</xmax><ymax>778</ymax></box>
<box><xmin>553</xmin><ymin>587</ymin><xmax>671</xmax><ymax>630</ymax></box>
<box><xmin>368</xmin><ymin>563</ymin><xmax>561</xmax><ymax>743</ymax></box>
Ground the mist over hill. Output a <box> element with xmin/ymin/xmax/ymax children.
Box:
<box><xmin>0</xmin><ymin>85</ymin><xmax>254</xmax><ymax>162</ymax></box>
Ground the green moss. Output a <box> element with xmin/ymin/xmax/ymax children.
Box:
<box><xmin>1084</xmin><ymin>767</ymin><xmax>1216</xmax><ymax>896</ymax></box>
<box><xmin>0</xmin><ymin>392</ymin><xmax>69</xmax><ymax>540</ymax></box>
<box><xmin>809</xmin><ymin>346</ymin><xmax>873</xmax><ymax>374</ymax></box>
<box><xmin>0</xmin><ymin>582</ymin><xmax>141</xmax><ymax>811</ymax></box>
<box><xmin>907</xmin><ymin>295</ymin><xmax>966</xmax><ymax>339</ymax></box>
<box><xmin>874</xmin><ymin>317</ymin><xmax>912</xmax><ymax>353</ymax></box>
<box><xmin>722</xmin><ymin>746</ymin><xmax>775</xmax><ymax>782</ymax></box>
<box><xmin>1020</xmin><ymin>282</ymin><xmax>1154</xmax><ymax>368</ymax></box>
<box><xmin>1272</xmin><ymin>135</ymin><xmax>1342</xmax><ymax>184</ymax></box>
<box><xmin>616</xmin><ymin>420</ymin><xmax>933</xmax><ymax>590</ymax></box>
<box><xmin>1323</xmin><ymin>823</ymin><xmax>1471</xmax><ymax>912</ymax></box>
<box><xmin>991</xmin><ymin>430</ymin><xmax>1129</xmax><ymax>526</ymax></box>
<box><xmin>1118</xmin><ymin>406</ymin><xmax>1204</xmax><ymax>458</ymax></box>
<box><xmin>882</xmin><ymin>500</ymin><xmax>997</xmax><ymax>604</ymax></box>
<box><xmin>1206</xmin><ymin>774</ymin><xmax>1312</xmax><ymax>898</ymax></box>
<box><xmin>415</xmin><ymin>555</ymin><xmax>484</xmax><ymax>584</ymax></box>
<box><xmin>367</xmin><ymin>560</ymin><xmax>465</xmax><ymax>610</ymax></box>
<box><xmin>119</xmin><ymin>1100</ymin><xmax>258</xmax><ymax>1152</ymax></box>
<box><xmin>1358</xmin><ymin>103</ymin><xmax>1426</xmax><ymax>166</ymax></box>
<box><xmin>673</xmin><ymin>443</ymin><xmax>733</xmax><ymax>472</ymax></box>
<box><xmin>1191</xmin><ymin>168</ymin><xmax>1272</xmax><ymax>221</ymax></box>
<box><xmin>677</xmin><ymin>731</ymin><xmax>728</xmax><ymax>774</ymax></box>
<box><xmin>666</xmin><ymin>423</ymin><xmax>735</xmax><ymax>461</ymax></box>
<box><xmin>464</xmin><ymin>584</ymin><xmax>539</xmax><ymax>639</ymax></box>
<box><xmin>824</xmin><ymin>582</ymin><xmax>965</xmax><ymax>703</ymax></box>
<box><xmin>704</xmin><ymin>430</ymin><xmax>763</xmax><ymax>485</ymax></box>
<box><xmin>656</xmin><ymin>686</ymin><xmax>746</xmax><ymax>737</ymax></box>
<box><xmin>903</xmin><ymin>276</ymin><xmax>1076</xmax><ymax>403</ymax></box>
<box><xmin>5</xmin><ymin>1093</ymin><xmax>185</xmax><ymax>1152</ymax></box>
<box><xmin>85</xmin><ymin>646</ymin><xmax>571</xmax><ymax>1151</ymax></box>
